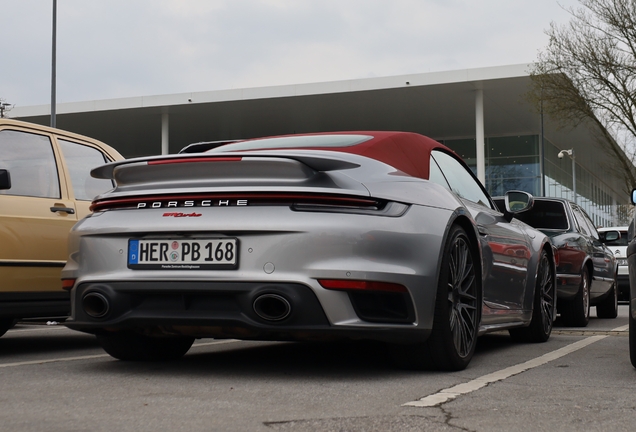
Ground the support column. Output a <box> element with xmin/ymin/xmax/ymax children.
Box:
<box><xmin>539</xmin><ymin>101</ymin><xmax>545</xmax><ymax>196</ymax></box>
<box><xmin>161</xmin><ymin>112</ymin><xmax>169</xmax><ymax>155</ymax></box>
<box><xmin>571</xmin><ymin>149</ymin><xmax>577</xmax><ymax>204</ymax></box>
<box><xmin>475</xmin><ymin>87</ymin><xmax>486</xmax><ymax>185</ymax></box>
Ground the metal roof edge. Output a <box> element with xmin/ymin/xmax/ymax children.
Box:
<box><xmin>10</xmin><ymin>63</ymin><xmax>532</xmax><ymax>118</ymax></box>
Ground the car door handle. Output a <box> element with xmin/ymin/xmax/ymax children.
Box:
<box><xmin>50</xmin><ymin>206</ymin><xmax>75</xmax><ymax>214</ymax></box>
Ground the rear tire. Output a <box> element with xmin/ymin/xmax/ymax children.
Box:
<box><xmin>560</xmin><ymin>267</ymin><xmax>590</xmax><ymax>327</ymax></box>
<box><xmin>97</xmin><ymin>332</ymin><xmax>194</xmax><ymax>361</ymax></box>
<box><xmin>596</xmin><ymin>277</ymin><xmax>618</xmax><ymax>319</ymax></box>
<box><xmin>390</xmin><ymin>225</ymin><xmax>480</xmax><ymax>371</ymax></box>
<box><xmin>509</xmin><ymin>249</ymin><xmax>555</xmax><ymax>342</ymax></box>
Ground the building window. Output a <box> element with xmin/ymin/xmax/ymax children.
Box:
<box><xmin>444</xmin><ymin>135</ymin><xmax>540</xmax><ymax>198</ymax></box>
<box><xmin>443</xmin><ymin>134</ymin><xmax>626</xmax><ymax>226</ymax></box>
<box><xmin>485</xmin><ymin>136</ymin><xmax>540</xmax><ymax>197</ymax></box>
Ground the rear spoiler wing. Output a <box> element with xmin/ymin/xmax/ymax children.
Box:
<box><xmin>91</xmin><ymin>151</ymin><xmax>362</xmax><ymax>180</ymax></box>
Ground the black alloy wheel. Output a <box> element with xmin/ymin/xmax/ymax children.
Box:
<box><xmin>443</xmin><ymin>227</ymin><xmax>480</xmax><ymax>361</ymax></box>
<box><xmin>390</xmin><ymin>225</ymin><xmax>480</xmax><ymax>371</ymax></box>
<box><xmin>509</xmin><ymin>249</ymin><xmax>555</xmax><ymax>342</ymax></box>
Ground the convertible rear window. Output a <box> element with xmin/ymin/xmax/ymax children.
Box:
<box><xmin>208</xmin><ymin>134</ymin><xmax>373</xmax><ymax>152</ymax></box>
<box><xmin>514</xmin><ymin>200</ymin><xmax>568</xmax><ymax>230</ymax></box>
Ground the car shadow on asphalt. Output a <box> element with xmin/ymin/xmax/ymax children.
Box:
<box><xmin>79</xmin><ymin>333</ymin><xmax>528</xmax><ymax>379</ymax></box>
<box><xmin>90</xmin><ymin>340</ymin><xmax>402</xmax><ymax>379</ymax></box>
<box><xmin>0</xmin><ymin>329</ymin><xmax>101</xmax><ymax>358</ymax></box>
<box><xmin>0</xmin><ymin>325</ymin><xmax>553</xmax><ymax>373</ymax></box>
<box><xmin>475</xmin><ymin>332</ymin><xmax>520</xmax><ymax>353</ymax></box>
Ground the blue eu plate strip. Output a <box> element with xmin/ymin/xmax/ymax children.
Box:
<box><xmin>128</xmin><ymin>240</ymin><xmax>139</xmax><ymax>264</ymax></box>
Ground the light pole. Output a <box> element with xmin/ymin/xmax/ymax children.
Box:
<box><xmin>51</xmin><ymin>0</ymin><xmax>57</xmax><ymax>128</ymax></box>
<box><xmin>558</xmin><ymin>149</ymin><xmax>576</xmax><ymax>204</ymax></box>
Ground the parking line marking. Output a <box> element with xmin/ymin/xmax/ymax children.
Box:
<box><xmin>0</xmin><ymin>340</ymin><xmax>241</xmax><ymax>369</ymax></box>
<box><xmin>403</xmin><ymin>324</ymin><xmax>627</xmax><ymax>408</ymax></box>
<box><xmin>191</xmin><ymin>339</ymin><xmax>240</xmax><ymax>348</ymax></box>
<box><xmin>0</xmin><ymin>353</ymin><xmax>111</xmax><ymax>369</ymax></box>
<box><xmin>9</xmin><ymin>326</ymin><xmax>68</xmax><ymax>333</ymax></box>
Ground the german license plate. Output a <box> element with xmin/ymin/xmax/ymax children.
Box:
<box><xmin>128</xmin><ymin>238</ymin><xmax>238</xmax><ymax>270</ymax></box>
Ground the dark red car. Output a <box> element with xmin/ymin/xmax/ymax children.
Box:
<box><xmin>495</xmin><ymin>197</ymin><xmax>618</xmax><ymax>327</ymax></box>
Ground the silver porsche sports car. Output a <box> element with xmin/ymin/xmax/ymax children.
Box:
<box><xmin>62</xmin><ymin>131</ymin><xmax>556</xmax><ymax>370</ymax></box>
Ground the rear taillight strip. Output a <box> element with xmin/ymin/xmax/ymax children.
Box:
<box><xmin>90</xmin><ymin>193</ymin><xmax>380</xmax><ymax>212</ymax></box>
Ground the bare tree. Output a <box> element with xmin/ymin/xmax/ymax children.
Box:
<box><xmin>530</xmin><ymin>0</ymin><xmax>636</xmax><ymax>193</ymax></box>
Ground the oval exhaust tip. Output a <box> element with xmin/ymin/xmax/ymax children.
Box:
<box><xmin>82</xmin><ymin>292</ymin><xmax>110</xmax><ymax>318</ymax></box>
<box><xmin>253</xmin><ymin>294</ymin><xmax>291</xmax><ymax>321</ymax></box>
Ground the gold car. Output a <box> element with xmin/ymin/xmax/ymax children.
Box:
<box><xmin>0</xmin><ymin>119</ymin><xmax>123</xmax><ymax>336</ymax></box>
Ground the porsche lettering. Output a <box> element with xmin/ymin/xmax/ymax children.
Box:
<box><xmin>137</xmin><ymin>199</ymin><xmax>248</xmax><ymax>209</ymax></box>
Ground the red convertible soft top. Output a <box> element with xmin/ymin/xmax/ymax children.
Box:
<box><xmin>227</xmin><ymin>131</ymin><xmax>452</xmax><ymax>180</ymax></box>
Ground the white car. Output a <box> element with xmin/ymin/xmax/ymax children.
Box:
<box><xmin>599</xmin><ymin>226</ymin><xmax>629</xmax><ymax>301</ymax></box>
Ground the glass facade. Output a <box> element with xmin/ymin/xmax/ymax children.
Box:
<box><xmin>484</xmin><ymin>136</ymin><xmax>540</xmax><ymax>198</ymax></box>
<box><xmin>440</xmin><ymin>134</ymin><xmax>628</xmax><ymax>227</ymax></box>
<box><xmin>543</xmin><ymin>138</ymin><xmax>629</xmax><ymax>227</ymax></box>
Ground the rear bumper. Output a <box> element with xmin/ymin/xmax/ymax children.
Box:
<box><xmin>65</xmin><ymin>281</ymin><xmax>425</xmax><ymax>344</ymax></box>
<box><xmin>63</xmin><ymin>204</ymin><xmax>452</xmax><ymax>341</ymax></box>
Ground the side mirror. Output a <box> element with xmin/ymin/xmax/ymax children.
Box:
<box><xmin>504</xmin><ymin>190</ymin><xmax>533</xmax><ymax>214</ymax></box>
<box><xmin>0</xmin><ymin>169</ymin><xmax>10</xmax><ymax>190</ymax></box>
<box><xmin>602</xmin><ymin>230</ymin><xmax>620</xmax><ymax>243</ymax></box>
<box><xmin>500</xmin><ymin>190</ymin><xmax>534</xmax><ymax>222</ymax></box>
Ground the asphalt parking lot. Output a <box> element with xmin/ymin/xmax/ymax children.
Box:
<box><xmin>0</xmin><ymin>305</ymin><xmax>634</xmax><ymax>432</ymax></box>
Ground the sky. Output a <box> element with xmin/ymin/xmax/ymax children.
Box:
<box><xmin>1</xmin><ymin>0</ymin><xmax>582</xmax><ymax>108</ymax></box>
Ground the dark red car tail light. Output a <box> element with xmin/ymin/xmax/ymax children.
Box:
<box><xmin>318</xmin><ymin>279</ymin><xmax>408</xmax><ymax>293</ymax></box>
